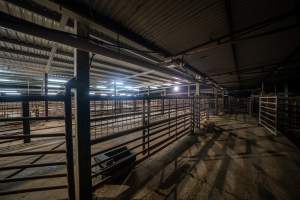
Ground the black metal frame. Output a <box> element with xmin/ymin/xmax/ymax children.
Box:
<box><xmin>0</xmin><ymin>93</ymin><xmax>214</xmax><ymax>199</ymax></box>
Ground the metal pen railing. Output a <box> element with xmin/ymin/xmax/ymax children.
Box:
<box><xmin>0</xmin><ymin>95</ymin><xmax>69</xmax><ymax>199</ymax></box>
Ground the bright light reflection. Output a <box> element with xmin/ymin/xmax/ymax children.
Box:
<box><xmin>124</xmin><ymin>86</ymin><xmax>133</xmax><ymax>89</ymax></box>
<box><xmin>0</xmin><ymin>90</ymin><xmax>18</xmax><ymax>93</ymax></box>
<box><xmin>5</xmin><ymin>92</ymin><xmax>21</xmax><ymax>95</ymax></box>
<box><xmin>48</xmin><ymin>84</ymin><xmax>61</xmax><ymax>88</ymax></box>
<box><xmin>48</xmin><ymin>78</ymin><xmax>67</xmax><ymax>83</ymax></box>
<box><xmin>0</xmin><ymin>78</ymin><xmax>14</xmax><ymax>82</ymax></box>
<box><xmin>112</xmin><ymin>81</ymin><xmax>123</xmax><ymax>85</ymax></box>
<box><xmin>48</xmin><ymin>92</ymin><xmax>58</xmax><ymax>95</ymax></box>
<box><xmin>96</xmin><ymin>86</ymin><xmax>107</xmax><ymax>89</ymax></box>
<box><xmin>174</xmin><ymin>86</ymin><xmax>179</xmax><ymax>92</ymax></box>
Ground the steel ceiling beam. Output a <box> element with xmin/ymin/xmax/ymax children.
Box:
<box><xmin>0</xmin><ymin>11</ymin><xmax>194</xmax><ymax>81</ymax></box>
<box><xmin>174</xmin><ymin>9</ymin><xmax>298</xmax><ymax>56</ymax></box>
<box><xmin>32</xmin><ymin>0</ymin><xmax>171</xmax><ymax>58</ymax></box>
<box><xmin>5</xmin><ymin>0</ymin><xmax>209</xmax><ymax>84</ymax></box>
<box><xmin>0</xmin><ymin>46</ymin><xmax>173</xmax><ymax>83</ymax></box>
<box><xmin>224</xmin><ymin>0</ymin><xmax>241</xmax><ymax>87</ymax></box>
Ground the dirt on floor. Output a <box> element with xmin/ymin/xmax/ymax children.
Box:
<box><xmin>111</xmin><ymin>114</ymin><xmax>300</xmax><ymax>200</ymax></box>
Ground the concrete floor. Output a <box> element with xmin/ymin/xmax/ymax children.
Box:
<box><xmin>1</xmin><ymin>114</ymin><xmax>300</xmax><ymax>200</ymax></box>
<box><xmin>109</xmin><ymin>114</ymin><xmax>300</xmax><ymax>200</ymax></box>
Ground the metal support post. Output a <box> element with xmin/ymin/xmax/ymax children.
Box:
<box><xmin>65</xmin><ymin>83</ymin><xmax>75</xmax><ymax>200</ymax></box>
<box><xmin>147</xmin><ymin>98</ymin><xmax>150</xmax><ymax>156</ymax></box>
<box><xmin>261</xmin><ymin>81</ymin><xmax>264</xmax><ymax>96</ymax></box>
<box><xmin>22</xmin><ymin>100</ymin><xmax>30</xmax><ymax>143</ymax></box>
<box><xmin>142</xmin><ymin>99</ymin><xmax>146</xmax><ymax>154</ymax></box>
<box><xmin>162</xmin><ymin>89</ymin><xmax>166</xmax><ymax>114</ymax></box>
<box><xmin>284</xmin><ymin>82</ymin><xmax>289</xmax><ymax>129</ymax></box>
<box><xmin>73</xmin><ymin>21</ymin><xmax>92</xmax><ymax>200</ymax></box>
<box><xmin>175</xmin><ymin>98</ymin><xmax>178</xmax><ymax>138</ymax></box>
<box><xmin>194</xmin><ymin>82</ymin><xmax>200</xmax><ymax>133</ymax></box>
<box><xmin>215</xmin><ymin>88</ymin><xmax>218</xmax><ymax>115</ymax></box>
<box><xmin>114</xmin><ymin>80</ymin><xmax>117</xmax><ymax>113</ymax></box>
<box><xmin>168</xmin><ymin>98</ymin><xmax>171</xmax><ymax>136</ymax></box>
<box><xmin>44</xmin><ymin>73</ymin><xmax>48</xmax><ymax>117</ymax></box>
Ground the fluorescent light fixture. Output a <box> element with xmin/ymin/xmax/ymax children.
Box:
<box><xmin>163</xmin><ymin>83</ymin><xmax>172</xmax><ymax>86</ymax></box>
<box><xmin>5</xmin><ymin>92</ymin><xmax>21</xmax><ymax>95</ymax></box>
<box><xmin>166</xmin><ymin>64</ymin><xmax>176</xmax><ymax>68</ymax></box>
<box><xmin>119</xmin><ymin>93</ymin><xmax>126</xmax><ymax>96</ymax></box>
<box><xmin>112</xmin><ymin>81</ymin><xmax>123</xmax><ymax>85</ymax></box>
<box><xmin>96</xmin><ymin>85</ymin><xmax>107</xmax><ymax>89</ymax></box>
<box><xmin>0</xmin><ymin>90</ymin><xmax>18</xmax><ymax>93</ymax></box>
<box><xmin>174</xmin><ymin>82</ymin><xmax>181</xmax><ymax>84</ymax></box>
<box><xmin>89</xmin><ymin>92</ymin><xmax>95</xmax><ymax>95</ymax></box>
<box><xmin>124</xmin><ymin>86</ymin><xmax>133</xmax><ymax>90</ymax></box>
<box><xmin>100</xmin><ymin>94</ymin><xmax>107</xmax><ymax>96</ymax></box>
<box><xmin>48</xmin><ymin>84</ymin><xmax>61</xmax><ymax>88</ymax></box>
<box><xmin>0</xmin><ymin>78</ymin><xmax>14</xmax><ymax>82</ymax></box>
<box><xmin>48</xmin><ymin>78</ymin><xmax>67</xmax><ymax>83</ymax></box>
<box><xmin>150</xmin><ymin>86</ymin><xmax>158</xmax><ymax>89</ymax></box>
<box><xmin>48</xmin><ymin>92</ymin><xmax>58</xmax><ymax>95</ymax></box>
<box><xmin>173</xmin><ymin>86</ymin><xmax>179</xmax><ymax>92</ymax></box>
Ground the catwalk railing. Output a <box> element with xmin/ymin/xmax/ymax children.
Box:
<box><xmin>0</xmin><ymin>94</ymin><xmax>214</xmax><ymax>199</ymax></box>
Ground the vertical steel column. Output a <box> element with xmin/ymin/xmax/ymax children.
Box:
<box><xmin>114</xmin><ymin>80</ymin><xmax>117</xmax><ymax>113</ymax></box>
<box><xmin>215</xmin><ymin>88</ymin><xmax>218</xmax><ymax>115</ymax></box>
<box><xmin>195</xmin><ymin>83</ymin><xmax>200</xmax><ymax>96</ymax></box>
<box><xmin>222</xmin><ymin>90</ymin><xmax>225</xmax><ymax>114</ymax></box>
<box><xmin>168</xmin><ymin>98</ymin><xmax>171</xmax><ymax>136</ymax></box>
<box><xmin>191</xmin><ymin>97</ymin><xmax>194</xmax><ymax>133</ymax></box>
<box><xmin>284</xmin><ymin>82</ymin><xmax>289</xmax><ymax>130</ymax></box>
<box><xmin>22</xmin><ymin>100</ymin><xmax>30</xmax><ymax>143</ymax></box>
<box><xmin>64</xmin><ymin>84</ymin><xmax>75</xmax><ymax>200</ymax></box>
<box><xmin>142</xmin><ymin>98</ymin><xmax>146</xmax><ymax>154</ymax></box>
<box><xmin>274</xmin><ymin>96</ymin><xmax>278</xmax><ymax>135</ymax></box>
<box><xmin>73</xmin><ymin>21</ymin><xmax>92</xmax><ymax>200</ymax></box>
<box><xmin>194</xmin><ymin>82</ymin><xmax>200</xmax><ymax>132</ymax></box>
<box><xmin>175</xmin><ymin>98</ymin><xmax>178</xmax><ymax>139</ymax></box>
<box><xmin>161</xmin><ymin>89</ymin><xmax>166</xmax><ymax>114</ymax></box>
<box><xmin>133</xmin><ymin>99</ymin><xmax>137</xmax><ymax>111</ymax></box>
<box><xmin>147</xmin><ymin>97</ymin><xmax>150</xmax><ymax>156</ymax></box>
<box><xmin>261</xmin><ymin>81</ymin><xmax>264</xmax><ymax>96</ymax></box>
<box><xmin>258</xmin><ymin>97</ymin><xmax>261</xmax><ymax>125</ymax></box>
<box><xmin>44</xmin><ymin>73</ymin><xmax>48</xmax><ymax>117</ymax></box>
<box><xmin>27</xmin><ymin>80</ymin><xmax>30</xmax><ymax>96</ymax></box>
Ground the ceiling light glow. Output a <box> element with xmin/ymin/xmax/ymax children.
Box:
<box><xmin>48</xmin><ymin>78</ymin><xmax>67</xmax><ymax>83</ymax></box>
<box><xmin>173</xmin><ymin>86</ymin><xmax>179</xmax><ymax>92</ymax></box>
<box><xmin>48</xmin><ymin>84</ymin><xmax>61</xmax><ymax>88</ymax></box>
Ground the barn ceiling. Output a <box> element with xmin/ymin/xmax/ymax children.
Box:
<box><xmin>0</xmin><ymin>0</ymin><xmax>299</xmax><ymax>94</ymax></box>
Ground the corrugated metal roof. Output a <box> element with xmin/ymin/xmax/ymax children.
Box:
<box><xmin>0</xmin><ymin>0</ymin><xmax>299</xmax><ymax>92</ymax></box>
